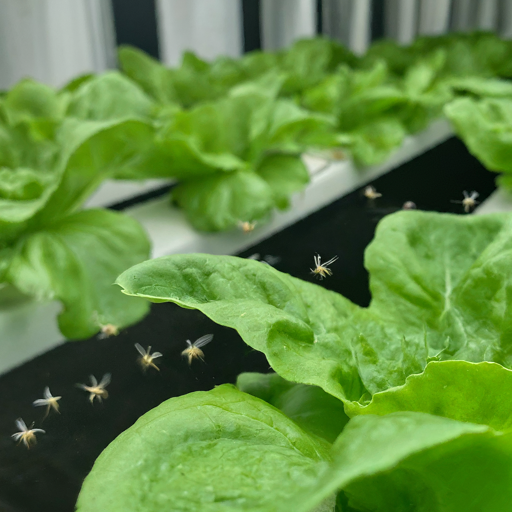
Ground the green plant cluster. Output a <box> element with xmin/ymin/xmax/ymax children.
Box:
<box><xmin>2</xmin><ymin>31</ymin><xmax>511</xmax><ymax>340</ymax></box>
<box><xmin>77</xmin><ymin>209</ymin><xmax>512</xmax><ymax>511</ymax></box>
<box><xmin>118</xmin><ymin>31</ymin><xmax>512</xmax><ymax>224</ymax></box>
<box><xmin>0</xmin><ymin>80</ymin><xmax>153</xmax><ymax>339</ymax></box>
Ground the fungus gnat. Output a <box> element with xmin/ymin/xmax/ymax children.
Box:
<box><xmin>247</xmin><ymin>253</ymin><xmax>281</xmax><ymax>266</ymax></box>
<box><xmin>330</xmin><ymin>148</ymin><xmax>346</xmax><ymax>160</ymax></box>
<box><xmin>363</xmin><ymin>185</ymin><xmax>382</xmax><ymax>200</ymax></box>
<box><xmin>98</xmin><ymin>324</ymin><xmax>119</xmax><ymax>339</ymax></box>
<box><xmin>238</xmin><ymin>221</ymin><xmax>256</xmax><ymax>234</ymax></box>
<box><xmin>310</xmin><ymin>254</ymin><xmax>338</xmax><ymax>280</ymax></box>
<box><xmin>182</xmin><ymin>334</ymin><xmax>214</xmax><ymax>365</ymax></box>
<box><xmin>11</xmin><ymin>418</ymin><xmax>45</xmax><ymax>449</ymax></box>
<box><xmin>135</xmin><ymin>344</ymin><xmax>163</xmax><ymax>372</ymax></box>
<box><xmin>77</xmin><ymin>373</ymin><xmax>111</xmax><ymax>404</ymax></box>
<box><xmin>451</xmin><ymin>190</ymin><xmax>479</xmax><ymax>213</ymax></box>
<box><xmin>33</xmin><ymin>387</ymin><xmax>61</xmax><ymax>420</ymax></box>
<box><xmin>402</xmin><ymin>201</ymin><xmax>417</xmax><ymax>210</ymax></box>
<box><xmin>93</xmin><ymin>311</ymin><xmax>120</xmax><ymax>339</ymax></box>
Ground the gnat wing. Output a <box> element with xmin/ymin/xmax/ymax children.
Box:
<box><xmin>99</xmin><ymin>373</ymin><xmax>112</xmax><ymax>388</ymax></box>
<box><xmin>15</xmin><ymin>418</ymin><xmax>27</xmax><ymax>432</ymax></box>
<box><xmin>11</xmin><ymin>432</ymin><xmax>23</xmax><ymax>441</ymax></box>
<box><xmin>43</xmin><ymin>386</ymin><xmax>52</xmax><ymax>399</ymax></box>
<box><xmin>33</xmin><ymin>399</ymin><xmax>48</xmax><ymax>407</ymax></box>
<box><xmin>134</xmin><ymin>343</ymin><xmax>146</xmax><ymax>357</ymax></box>
<box><xmin>324</xmin><ymin>255</ymin><xmax>339</xmax><ymax>266</ymax></box>
<box><xmin>194</xmin><ymin>334</ymin><xmax>214</xmax><ymax>348</ymax></box>
<box><xmin>152</xmin><ymin>352</ymin><xmax>163</xmax><ymax>359</ymax></box>
<box><xmin>89</xmin><ymin>375</ymin><xmax>98</xmax><ymax>387</ymax></box>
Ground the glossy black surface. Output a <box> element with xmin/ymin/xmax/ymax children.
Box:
<box><xmin>0</xmin><ymin>137</ymin><xmax>498</xmax><ymax>512</ymax></box>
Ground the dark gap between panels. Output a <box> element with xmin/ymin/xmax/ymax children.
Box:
<box><xmin>242</xmin><ymin>0</ymin><xmax>262</xmax><ymax>53</ymax></box>
<box><xmin>111</xmin><ymin>0</ymin><xmax>160</xmax><ymax>59</ymax></box>
<box><xmin>0</xmin><ymin>136</ymin><xmax>498</xmax><ymax>512</ymax></box>
<box><xmin>108</xmin><ymin>183</ymin><xmax>175</xmax><ymax>211</ymax></box>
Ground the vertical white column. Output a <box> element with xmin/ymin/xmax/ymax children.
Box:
<box><xmin>349</xmin><ymin>0</ymin><xmax>371</xmax><ymax>54</ymax></box>
<box><xmin>321</xmin><ymin>0</ymin><xmax>371</xmax><ymax>54</ymax></box>
<box><xmin>475</xmin><ymin>0</ymin><xmax>499</xmax><ymax>30</ymax></box>
<box><xmin>499</xmin><ymin>0</ymin><xmax>512</xmax><ymax>38</ymax></box>
<box><xmin>86</xmin><ymin>0</ymin><xmax>117</xmax><ymax>72</ymax></box>
<box><xmin>156</xmin><ymin>0</ymin><xmax>243</xmax><ymax>66</ymax></box>
<box><xmin>384</xmin><ymin>0</ymin><xmax>419</xmax><ymax>45</ymax></box>
<box><xmin>418</xmin><ymin>0</ymin><xmax>452</xmax><ymax>35</ymax></box>
<box><xmin>0</xmin><ymin>0</ymin><xmax>48</xmax><ymax>89</ymax></box>
<box><xmin>321</xmin><ymin>0</ymin><xmax>350</xmax><ymax>43</ymax></box>
<box><xmin>261</xmin><ymin>0</ymin><xmax>316</xmax><ymax>51</ymax></box>
<box><xmin>450</xmin><ymin>0</ymin><xmax>476</xmax><ymax>31</ymax></box>
<box><xmin>0</xmin><ymin>0</ymin><xmax>116</xmax><ymax>89</ymax></box>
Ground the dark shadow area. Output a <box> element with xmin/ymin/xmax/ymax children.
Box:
<box><xmin>111</xmin><ymin>0</ymin><xmax>160</xmax><ymax>59</ymax></box>
<box><xmin>0</xmin><ymin>136</ymin><xmax>497</xmax><ymax>512</ymax></box>
<box><xmin>371</xmin><ymin>0</ymin><xmax>386</xmax><ymax>41</ymax></box>
<box><xmin>242</xmin><ymin>0</ymin><xmax>262</xmax><ymax>52</ymax></box>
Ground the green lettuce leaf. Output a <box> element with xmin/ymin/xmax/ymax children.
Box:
<box><xmin>66</xmin><ymin>72</ymin><xmax>155</xmax><ymax>121</ymax></box>
<box><xmin>160</xmin><ymin>92</ymin><xmax>333</xmax><ymax>171</ymax></box>
<box><xmin>42</xmin><ymin>118</ymin><xmax>154</xmax><ymax>217</ymax></box>
<box><xmin>117</xmin><ymin>251</ymin><xmax>365</xmax><ymax>402</ymax></box>
<box><xmin>344</xmin><ymin>117</ymin><xmax>407</xmax><ymax>167</ymax></box>
<box><xmin>76</xmin><ymin>384</ymin><xmax>334</xmax><ymax>512</ymax></box>
<box><xmin>237</xmin><ymin>372</ymin><xmax>348</xmax><ymax>443</ymax></box>
<box><xmin>60</xmin><ymin>73</ymin><xmax>95</xmax><ymax>93</ymax></box>
<box><xmin>118</xmin><ymin>38</ymin><xmax>356</xmax><ymax>110</ymax></box>
<box><xmin>172</xmin><ymin>170</ymin><xmax>274</xmax><ymax>231</ymax></box>
<box><xmin>410</xmin><ymin>31</ymin><xmax>511</xmax><ymax>79</ymax></box>
<box><xmin>397</xmin><ymin>50</ymin><xmax>453</xmax><ymax>132</ymax></box>
<box><xmin>0</xmin><ymin>121</ymin><xmax>60</xmax><ymax>239</ymax></box>
<box><xmin>118</xmin><ymin>46</ymin><xmax>251</xmax><ymax>109</ymax></box>
<box><xmin>302</xmin><ymin>62</ymin><xmax>408</xmax><ymax>165</ymax></box>
<box><xmin>445</xmin><ymin>97</ymin><xmax>512</xmax><ymax>173</ymax></box>
<box><xmin>256</xmin><ymin>154</ymin><xmax>309</xmax><ymax>210</ymax></box>
<box><xmin>447</xmin><ymin>76</ymin><xmax>512</xmax><ymax>98</ymax></box>
<box><xmin>305</xmin><ymin>412</ymin><xmax>512</xmax><ymax>512</ymax></box>
<box><xmin>302</xmin><ymin>62</ymin><xmax>403</xmax><ymax>127</ymax></box>
<box><xmin>117</xmin><ymin>211</ymin><xmax>512</xmax><ymax>403</ymax></box>
<box><xmin>278</xmin><ymin>38</ymin><xmax>358</xmax><ymax>97</ymax></box>
<box><xmin>361</xmin><ymin>39</ymin><xmax>416</xmax><ymax>76</ymax></box>
<box><xmin>77</xmin><ymin>384</ymin><xmax>512</xmax><ymax>512</ymax></box>
<box><xmin>2</xmin><ymin>79</ymin><xmax>68</xmax><ymax>125</ymax></box>
<box><xmin>118</xmin><ymin>46</ymin><xmax>178</xmax><ymax>105</ymax></box>
<box><xmin>6</xmin><ymin>209</ymin><xmax>150</xmax><ymax>339</ymax></box>
<box><xmin>0</xmin><ymin>115</ymin><xmax>154</xmax><ymax>241</ymax></box>
<box><xmin>138</xmin><ymin>92</ymin><xmax>331</xmax><ymax>230</ymax></box>
<box><xmin>171</xmin><ymin>51</ymin><xmax>254</xmax><ymax>107</ymax></box>
<box><xmin>346</xmin><ymin>360</ymin><xmax>512</xmax><ymax>430</ymax></box>
<box><xmin>0</xmin><ymin>115</ymin><xmax>154</xmax><ymax>337</ymax></box>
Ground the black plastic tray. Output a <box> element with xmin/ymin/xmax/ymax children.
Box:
<box><xmin>0</xmin><ymin>137</ymin><xmax>498</xmax><ymax>512</ymax></box>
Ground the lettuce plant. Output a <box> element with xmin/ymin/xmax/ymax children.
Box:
<box><xmin>299</xmin><ymin>32</ymin><xmax>512</xmax><ymax>166</ymax></box>
<box><xmin>5</xmin><ymin>32</ymin><xmax>512</xmax><ymax>239</ymax></box>
<box><xmin>76</xmin><ymin>210</ymin><xmax>512</xmax><ymax>510</ymax></box>
<box><xmin>0</xmin><ymin>79</ymin><xmax>153</xmax><ymax>339</ymax></box>
<box><xmin>61</xmin><ymin>68</ymin><xmax>337</xmax><ymax>232</ymax></box>
<box><xmin>115</xmin><ymin>90</ymin><xmax>337</xmax><ymax>231</ymax></box>
<box><xmin>445</xmin><ymin>95</ymin><xmax>512</xmax><ymax>191</ymax></box>
<box><xmin>118</xmin><ymin>38</ymin><xmax>358</xmax><ymax>109</ymax></box>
